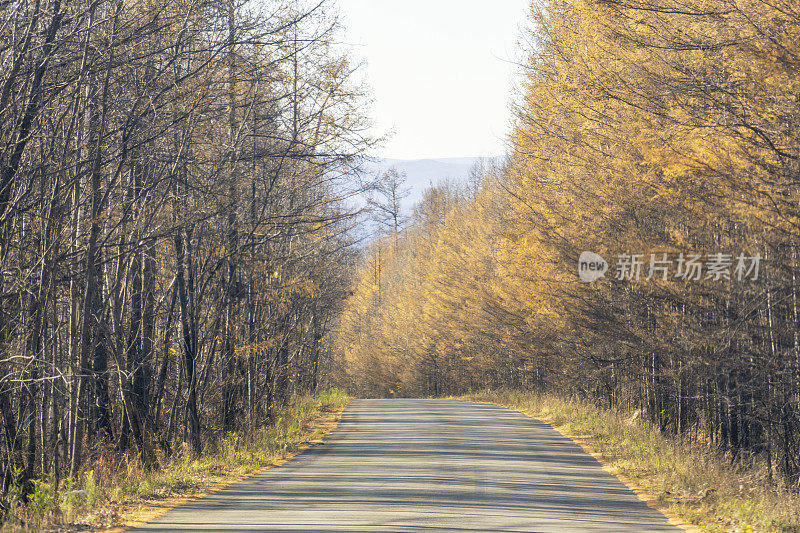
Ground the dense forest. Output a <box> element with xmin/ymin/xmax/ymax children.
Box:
<box><xmin>337</xmin><ymin>0</ymin><xmax>800</xmax><ymax>488</ymax></box>
<box><xmin>0</xmin><ymin>0</ymin><xmax>372</xmax><ymax>501</ymax></box>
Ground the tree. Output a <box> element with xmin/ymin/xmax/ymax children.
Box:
<box><xmin>335</xmin><ymin>0</ymin><xmax>800</xmax><ymax>488</ymax></box>
<box><xmin>0</xmin><ymin>0</ymin><xmax>374</xmax><ymax>505</ymax></box>
<box><xmin>368</xmin><ymin>167</ymin><xmax>410</xmax><ymax>242</ymax></box>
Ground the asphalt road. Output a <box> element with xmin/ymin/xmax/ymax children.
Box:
<box><xmin>132</xmin><ymin>399</ymin><xmax>682</xmax><ymax>532</ymax></box>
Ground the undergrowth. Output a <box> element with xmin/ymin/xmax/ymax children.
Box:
<box><xmin>2</xmin><ymin>388</ymin><xmax>351</xmax><ymax>531</ymax></box>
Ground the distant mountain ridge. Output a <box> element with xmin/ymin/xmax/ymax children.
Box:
<box><xmin>363</xmin><ymin>156</ymin><xmax>501</xmax><ymax>211</ymax></box>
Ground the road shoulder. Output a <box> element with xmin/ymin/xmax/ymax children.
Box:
<box><xmin>455</xmin><ymin>396</ymin><xmax>701</xmax><ymax>533</ymax></box>
<box><xmin>102</xmin><ymin>397</ymin><xmax>351</xmax><ymax>533</ymax></box>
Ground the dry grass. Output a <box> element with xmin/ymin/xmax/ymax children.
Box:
<box><xmin>459</xmin><ymin>389</ymin><xmax>800</xmax><ymax>533</ymax></box>
<box><xmin>3</xmin><ymin>388</ymin><xmax>351</xmax><ymax>532</ymax></box>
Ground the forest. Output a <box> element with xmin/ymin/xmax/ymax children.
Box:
<box><xmin>0</xmin><ymin>0</ymin><xmax>373</xmax><ymax>505</ymax></box>
<box><xmin>337</xmin><ymin>0</ymin><xmax>800</xmax><ymax>489</ymax></box>
<box><xmin>4</xmin><ymin>0</ymin><xmax>800</xmax><ymax>525</ymax></box>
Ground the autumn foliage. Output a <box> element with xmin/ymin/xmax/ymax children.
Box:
<box><xmin>0</xmin><ymin>0</ymin><xmax>371</xmax><ymax>508</ymax></box>
<box><xmin>336</xmin><ymin>0</ymin><xmax>800</xmax><ymax>488</ymax></box>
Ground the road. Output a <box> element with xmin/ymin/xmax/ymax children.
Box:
<box><xmin>131</xmin><ymin>399</ymin><xmax>682</xmax><ymax>532</ymax></box>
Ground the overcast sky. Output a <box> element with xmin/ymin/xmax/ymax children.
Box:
<box><xmin>335</xmin><ymin>0</ymin><xmax>530</xmax><ymax>160</ymax></box>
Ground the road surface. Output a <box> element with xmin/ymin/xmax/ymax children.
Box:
<box><xmin>132</xmin><ymin>399</ymin><xmax>682</xmax><ymax>532</ymax></box>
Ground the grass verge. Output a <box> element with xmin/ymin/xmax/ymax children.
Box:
<box><xmin>458</xmin><ymin>389</ymin><xmax>800</xmax><ymax>533</ymax></box>
<box><xmin>4</xmin><ymin>388</ymin><xmax>351</xmax><ymax>532</ymax></box>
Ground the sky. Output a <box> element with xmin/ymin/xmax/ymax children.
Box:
<box><xmin>335</xmin><ymin>0</ymin><xmax>530</xmax><ymax>160</ymax></box>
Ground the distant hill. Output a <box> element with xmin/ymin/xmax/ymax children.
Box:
<box><xmin>362</xmin><ymin>157</ymin><xmax>500</xmax><ymax>211</ymax></box>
